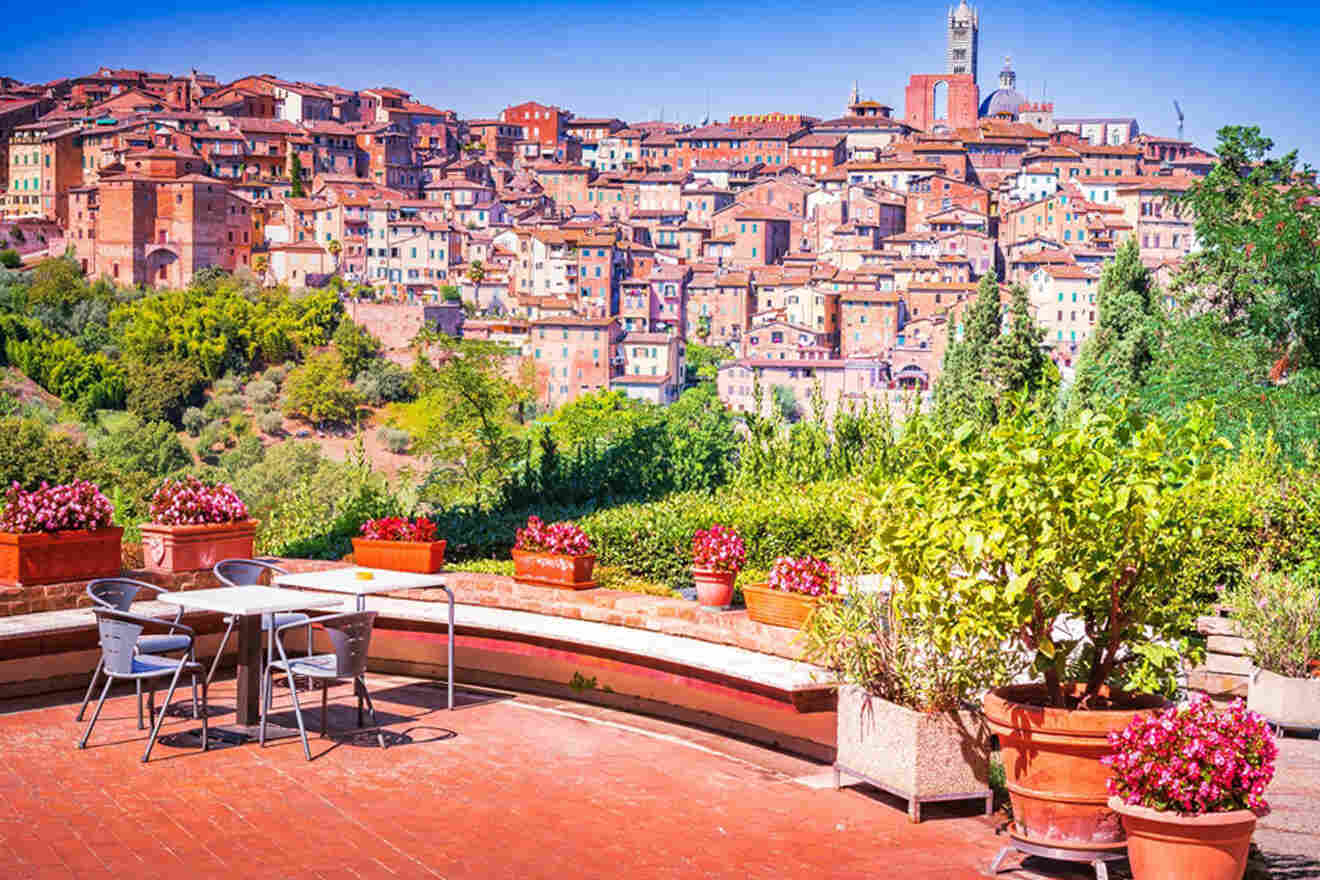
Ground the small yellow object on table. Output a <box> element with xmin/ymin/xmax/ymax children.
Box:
<box><xmin>355</xmin><ymin>570</ymin><xmax>375</xmax><ymax>580</ymax></box>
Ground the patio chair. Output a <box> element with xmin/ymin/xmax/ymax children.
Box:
<box><xmin>77</xmin><ymin>578</ymin><xmax>198</xmax><ymax>729</ymax></box>
<box><xmin>260</xmin><ymin>610</ymin><xmax>386</xmax><ymax>760</ymax></box>
<box><xmin>206</xmin><ymin>559</ymin><xmax>313</xmax><ymax>688</ymax></box>
<box><xmin>78</xmin><ymin>608</ymin><xmax>209</xmax><ymax>762</ymax></box>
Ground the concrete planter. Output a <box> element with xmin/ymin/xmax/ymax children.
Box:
<box><xmin>140</xmin><ymin>519</ymin><xmax>257</xmax><ymax>573</ymax></box>
<box><xmin>1247</xmin><ymin>668</ymin><xmax>1320</xmax><ymax>731</ymax></box>
<box><xmin>833</xmin><ymin>685</ymin><xmax>992</xmax><ymax>822</ymax></box>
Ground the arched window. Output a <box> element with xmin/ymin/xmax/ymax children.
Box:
<box><xmin>932</xmin><ymin>81</ymin><xmax>949</xmax><ymax>122</ymax></box>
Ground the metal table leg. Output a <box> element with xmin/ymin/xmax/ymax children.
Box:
<box><xmin>439</xmin><ymin>585</ymin><xmax>454</xmax><ymax>710</ymax></box>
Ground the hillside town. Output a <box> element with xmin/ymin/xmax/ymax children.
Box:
<box><xmin>0</xmin><ymin>1</ymin><xmax>1215</xmax><ymax>417</ymax></box>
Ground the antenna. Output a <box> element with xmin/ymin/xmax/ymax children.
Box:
<box><xmin>1173</xmin><ymin>100</ymin><xmax>1184</xmax><ymax>140</ymax></box>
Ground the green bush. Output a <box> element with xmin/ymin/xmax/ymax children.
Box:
<box><xmin>123</xmin><ymin>358</ymin><xmax>204</xmax><ymax>425</ymax></box>
<box><xmin>1226</xmin><ymin>569</ymin><xmax>1320</xmax><ymax>678</ymax></box>
<box><xmin>354</xmin><ymin>359</ymin><xmax>415</xmax><ymax>406</ymax></box>
<box><xmin>258</xmin><ymin>410</ymin><xmax>285</xmax><ymax>435</ymax></box>
<box><xmin>0</xmin><ymin>416</ymin><xmax>95</xmax><ymax>489</ymax></box>
<box><xmin>263</xmin><ymin>363</ymin><xmax>290</xmax><ymax>387</ymax></box>
<box><xmin>377</xmin><ymin>426</ymin><xmax>411</xmax><ymax>454</ymax></box>
<box><xmin>245</xmin><ymin>379</ymin><xmax>278</xmax><ymax>407</ymax></box>
<box><xmin>0</xmin><ymin>250</ymin><xmax>20</xmax><ymax>270</ymax></box>
<box><xmin>196</xmin><ymin>420</ymin><xmax>228</xmax><ymax>457</ymax></box>
<box><xmin>181</xmin><ymin>407</ymin><xmax>206</xmax><ymax>437</ymax></box>
<box><xmin>90</xmin><ymin>414</ymin><xmax>190</xmax><ymax>478</ymax></box>
<box><xmin>213</xmin><ymin>376</ymin><xmax>238</xmax><ymax>396</ymax></box>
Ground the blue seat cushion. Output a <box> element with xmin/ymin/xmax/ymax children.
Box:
<box><xmin>130</xmin><ymin>654</ymin><xmax>193</xmax><ymax>677</ymax></box>
<box><xmin>271</xmin><ymin>654</ymin><xmax>339</xmax><ymax>679</ymax></box>
<box><xmin>137</xmin><ymin>634</ymin><xmax>191</xmax><ymax>654</ymax></box>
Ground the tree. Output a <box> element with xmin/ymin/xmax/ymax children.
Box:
<box><xmin>987</xmin><ymin>283</ymin><xmax>1055</xmax><ymax>410</ymax></box>
<box><xmin>282</xmin><ymin>351</ymin><xmax>364</xmax><ymax>425</ymax></box>
<box><xmin>1069</xmin><ymin>239</ymin><xmax>1160</xmax><ymax>411</ymax></box>
<box><xmin>123</xmin><ymin>358</ymin><xmax>205</xmax><ymax>425</ymax></box>
<box><xmin>771</xmin><ymin>384</ymin><xmax>801</xmax><ymax>423</ymax></box>
<box><xmin>0</xmin><ymin>250</ymin><xmax>19</xmax><ymax>269</ymax></box>
<box><xmin>252</xmin><ymin>254</ymin><xmax>270</xmax><ymax>286</ymax></box>
<box><xmin>932</xmin><ymin>268</ymin><xmax>1001</xmax><ymax>426</ymax></box>
<box><xmin>685</xmin><ymin>342</ymin><xmax>733</xmax><ymax>386</ymax></box>
<box><xmin>664</xmin><ymin>384</ymin><xmax>737</xmax><ymax>492</ymax></box>
<box><xmin>466</xmin><ymin>260</ymin><xmax>485</xmax><ymax>283</ymax></box>
<box><xmin>327</xmin><ymin>238</ymin><xmax>342</xmax><ymax>269</ymax></box>
<box><xmin>0</xmin><ymin>417</ymin><xmax>95</xmax><ymax>489</ymax></box>
<box><xmin>1177</xmin><ymin>125</ymin><xmax>1320</xmax><ymax>365</ymax></box>
<box><xmin>332</xmin><ymin>318</ymin><xmax>383</xmax><ymax>379</ymax></box>
<box><xmin>91</xmin><ymin>415</ymin><xmax>191</xmax><ymax>478</ymax></box>
<box><xmin>289</xmin><ymin>153</ymin><xmax>306</xmax><ymax>198</ymax></box>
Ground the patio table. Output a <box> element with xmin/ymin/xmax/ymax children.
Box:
<box><xmin>273</xmin><ymin>567</ymin><xmax>455</xmax><ymax>710</ymax></box>
<box><xmin>158</xmin><ymin>586</ymin><xmax>341</xmax><ymax>732</ymax></box>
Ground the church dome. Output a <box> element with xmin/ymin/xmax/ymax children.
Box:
<box><xmin>979</xmin><ymin>55</ymin><xmax>1026</xmax><ymax>118</ymax></box>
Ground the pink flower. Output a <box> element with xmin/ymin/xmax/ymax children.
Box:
<box><xmin>692</xmin><ymin>525</ymin><xmax>746</xmax><ymax>573</ymax></box>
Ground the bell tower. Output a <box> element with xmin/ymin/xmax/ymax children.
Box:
<box><xmin>948</xmin><ymin>0</ymin><xmax>979</xmax><ymax>86</ymax></box>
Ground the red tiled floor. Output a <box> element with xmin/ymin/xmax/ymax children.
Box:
<box><xmin>1</xmin><ymin>676</ymin><xmax>1113</xmax><ymax>880</ymax></box>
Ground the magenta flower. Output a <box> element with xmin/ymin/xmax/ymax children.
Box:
<box><xmin>767</xmin><ymin>555</ymin><xmax>838</xmax><ymax>597</ymax></box>
<box><xmin>0</xmin><ymin>481</ymin><xmax>114</xmax><ymax>534</ymax></box>
<box><xmin>514</xmin><ymin>515</ymin><xmax>592</xmax><ymax>556</ymax></box>
<box><xmin>149</xmin><ymin>477</ymin><xmax>248</xmax><ymax>526</ymax></box>
<box><xmin>692</xmin><ymin>525</ymin><xmax>746</xmax><ymax>573</ymax></box>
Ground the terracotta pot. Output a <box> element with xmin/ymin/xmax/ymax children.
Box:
<box><xmin>139</xmin><ymin>519</ymin><xmax>257</xmax><ymax>574</ymax></box>
<box><xmin>511</xmin><ymin>548</ymin><xmax>596</xmax><ymax>590</ymax></box>
<box><xmin>741</xmin><ymin>582</ymin><xmax>826</xmax><ymax>628</ymax></box>
<box><xmin>1308</xmin><ymin>659</ymin><xmax>1320</xmax><ymax>679</ymax></box>
<box><xmin>983</xmin><ymin>683</ymin><xmax>1166</xmax><ymax>851</ymax></box>
<box><xmin>692</xmin><ymin>567</ymin><xmax>736</xmax><ymax>609</ymax></box>
<box><xmin>351</xmin><ymin>537</ymin><xmax>446</xmax><ymax>574</ymax></box>
<box><xmin>0</xmin><ymin>527</ymin><xmax>124</xmax><ymax>586</ymax></box>
<box><xmin>1110</xmin><ymin>797</ymin><xmax>1263</xmax><ymax>880</ymax></box>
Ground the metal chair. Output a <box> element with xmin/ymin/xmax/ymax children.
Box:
<box><xmin>77</xmin><ymin>578</ymin><xmax>198</xmax><ymax>729</ymax></box>
<box><xmin>206</xmin><ymin>559</ymin><xmax>312</xmax><ymax>688</ymax></box>
<box><xmin>79</xmin><ymin>608</ymin><xmax>209</xmax><ymax>762</ymax></box>
<box><xmin>260</xmin><ymin>610</ymin><xmax>386</xmax><ymax>760</ymax></box>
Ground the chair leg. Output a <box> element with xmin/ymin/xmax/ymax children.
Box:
<box><xmin>190</xmin><ymin>648</ymin><xmax>199</xmax><ymax>719</ymax></box>
<box><xmin>200</xmin><ymin>675</ymin><xmax>209</xmax><ymax>753</ymax></box>
<box><xmin>206</xmin><ymin>617</ymin><xmax>236</xmax><ymax>685</ymax></box>
<box><xmin>147</xmin><ymin>684</ymin><xmax>154</xmax><ymax>725</ymax></box>
<box><xmin>76</xmin><ymin>659</ymin><xmax>103</xmax><ymax>722</ymax></box>
<box><xmin>286</xmin><ymin>666</ymin><xmax>311</xmax><ymax>761</ymax></box>
<box><xmin>136</xmin><ymin>679</ymin><xmax>144</xmax><ymax>730</ymax></box>
<box><xmin>358</xmin><ymin>678</ymin><xmax>386</xmax><ymax>751</ymax></box>
<box><xmin>259</xmin><ymin>666</ymin><xmax>273</xmax><ymax>747</ymax></box>
<box><xmin>321</xmin><ymin>683</ymin><xmax>328</xmax><ymax>738</ymax></box>
<box><xmin>144</xmin><ymin>666</ymin><xmax>185</xmax><ymax>763</ymax></box>
<box><xmin>78</xmin><ymin>676</ymin><xmax>113</xmax><ymax>749</ymax></box>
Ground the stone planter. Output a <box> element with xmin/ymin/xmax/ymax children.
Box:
<box><xmin>983</xmin><ymin>683</ymin><xmax>1167</xmax><ymax>852</ymax></box>
<box><xmin>351</xmin><ymin>537</ymin><xmax>446</xmax><ymax>574</ymax></box>
<box><xmin>0</xmin><ymin>527</ymin><xmax>123</xmax><ymax>586</ymax></box>
<box><xmin>834</xmin><ymin>685</ymin><xmax>992</xmax><ymax>822</ymax></box>
<box><xmin>139</xmin><ymin>519</ymin><xmax>258</xmax><ymax>573</ymax></box>
<box><xmin>1110</xmin><ymin>797</ymin><xmax>1263</xmax><ymax>880</ymax></box>
<box><xmin>1247</xmin><ymin>667</ymin><xmax>1320</xmax><ymax>731</ymax></box>
<box><xmin>692</xmin><ymin>567</ymin><xmax>736</xmax><ymax>609</ymax></box>
<box><xmin>741</xmin><ymin>582</ymin><xmax>824</xmax><ymax>628</ymax></box>
<box><xmin>511</xmin><ymin>548</ymin><xmax>596</xmax><ymax>590</ymax></box>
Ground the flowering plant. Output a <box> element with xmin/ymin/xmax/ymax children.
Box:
<box><xmin>515</xmin><ymin>515</ymin><xmax>592</xmax><ymax>556</ymax></box>
<box><xmin>1102</xmin><ymin>698</ymin><xmax>1276</xmax><ymax>816</ymax></box>
<box><xmin>0</xmin><ymin>481</ymin><xmax>114</xmax><ymax>534</ymax></box>
<box><xmin>691</xmin><ymin>525</ymin><xmax>746</xmax><ymax>573</ymax></box>
<box><xmin>768</xmin><ymin>555</ymin><xmax>838</xmax><ymax>596</ymax></box>
<box><xmin>360</xmin><ymin>517</ymin><xmax>438</xmax><ymax>542</ymax></box>
<box><xmin>149</xmin><ymin>477</ymin><xmax>249</xmax><ymax>526</ymax></box>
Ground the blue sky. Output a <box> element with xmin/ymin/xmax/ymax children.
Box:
<box><xmin>4</xmin><ymin>0</ymin><xmax>1317</xmax><ymax>164</ymax></box>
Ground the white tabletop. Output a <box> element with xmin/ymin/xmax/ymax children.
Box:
<box><xmin>273</xmin><ymin>567</ymin><xmax>449</xmax><ymax>596</ymax></box>
<box><xmin>157</xmin><ymin>585</ymin><xmax>343</xmax><ymax>616</ymax></box>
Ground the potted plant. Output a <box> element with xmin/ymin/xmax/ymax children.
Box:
<box><xmin>875</xmin><ymin>402</ymin><xmax>1222</xmax><ymax>851</ymax></box>
<box><xmin>691</xmin><ymin>525</ymin><xmax>746</xmax><ymax>610</ymax></box>
<box><xmin>511</xmin><ymin>515</ymin><xmax>596</xmax><ymax>590</ymax></box>
<box><xmin>1104</xmin><ymin>698</ymin><xmax>1276</xmax><ymax>880</ymax></box>
<box><xmin>1227</xmin><ymin>568</ymin><xmax>1320</xmax><ymax>732</ymax></box>
<box><xmin>139</xmin><ymin>477</ymin><xmax>256</xmax><ymax>573</ymax></box>
<box><xmin>352</xmin><ymin>517</ymin><xmax>446</xmax><ymax>573</ymax></box>
<box><xmin>743</xmin><ymin>555</ymin><xmax>838</xmax><ymax>628</ymax></box>
<box><xmin>0</xmin><ymin>480</ymin><xmax>122</xmax><ymax>586</ymax></box>
<box><xmin>802</xmin><ymin>590</ymin><xmax>1023</xmax><ymax>822</ymax></box>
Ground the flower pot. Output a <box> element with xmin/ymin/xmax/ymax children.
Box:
<box><xmin>0</xmin><ymin>527</ymin><xmax>124</xmax><ymax>586</ymax></box>
<box><xmin>692</xmin><ymin>567</ymin><xmax>736</xmax><ymax>609</ymax></box>
<box><xmin>741</xmin><ymin>581</ymin><xmax>823</xmax><ymax>628</ymax></box>
<box><xmin>139</xmin><ymin>520</ymin><xmax>258</xmax><ymax>574</ymax></box>
<box><xmin>511</xmin><ymin>548</ymin><xmax>596</xmax><ymax>590</ymax></box>
<box><xmin>835</xmin><ymin>685</ymin><xmax>992</xmax><ymax>822</ymax></box>
<box><xmin>1247</xmin><ymin>667</ymin><xmax>1320</xmax><ymax>731</ymax></box>
<box><xmin>1110</xmin><ymin>797</ymin><xmax>1264</xmax><ymax>880</ymax></box>
<box><xmin>351</xmin><ymin>538</ymin><xmax>446</xmax><ymax>574</ymax></box>
<box><xmin>983</xmin><ymin>683</ymin><xmax>1167</xmax><ymax>851</ymax></box>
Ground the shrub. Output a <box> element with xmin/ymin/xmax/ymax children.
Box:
<box><xmin>1225</xmin><ymin>569</ymin><xmax>1320</xmax><ymax>678</ymax></box>
<box><xmin>377</xmin><ymin>426</ymin><xmax>410</xmax><ymax>454</ymax></box>
<box><xmin>691</xmin><ymin>525</ymin><xmax>746</xmax><ymax>573</ymax></box>
<box><xmin>0</xmin><ymin>417</ymin><xmax>94</xmax><ymax>490</ymax></box>
<box><xmin>123</xmin><ymin>358</ymin><xmax>204</xmax><ymax>425</ymax></box>
<box><xmin>258</xmin><ymin>410</ymin><xmax>284</xmax><ymax>435</ymax></box>
<box><xmin>245</xmin><ymin>379</ymin><xmax>278</xmax><ymax>407</ymax></box>
<box><xmin>214</xmin><ymin>393</ymin><xmax>245</xmax><ymax>416</ymax></box>
<box><xmin>149</xmin><ymin>476</ymin><xmax>248</xmax><ymax>525</ymax></box>
<box><xmin>91</xmin><ymin>415</ymin><xmax>191</xmax><ymax>478</ymax></box>
<box><xmin>213</xmin><ymin>376</ymin><xmax>238</xmax><ymax>396</ymax></box>
<box><xmin>333</xmin><ymin>319</ymin><xmax>383</xmax><ymax>378</ymax></box>
<box><xmin>1103</xmin><ymin>698</ymin><xmax>1276</xmax><ymax>815</ymax></box>
<box><xmin>768</xmin><ymin>555</ymin><xmax>837</xmax><ymax>596</ymax></box>
<box><xmin>355</xmin><ymin>359</ymin><xmax>415</xmax><ymax>406</ymax></box>
<box><xmin>263</xmin><ymin>363</ymin><xmax>290</xmax><ymax>387</ymax></box>
<box><xmin>448</xmin><ymin>558</ymin><xmax>515</xmax><ymax>576</ymax></box>
<box><xmin>196</xmin><ymin>420</ymin><xmax>228</xmax><ymax>456</ymax></box>
<box><xmin>359</xmin><ymin>516</ymin><xmax>437</xmax><ymax>542</ymax></box>
<box><xmin>282</xmin><ymin>352</ymin><xmax>363</xmax><ymax>424</ymax></box>
<box><xmin>514</xmin><ymin>515</ymin><xmax>592</xmax><ymax>555</ymax></box>
<box><xmin>0</xmin><ymin>480</ymin><xmax>114</xmax><ymax>533</ymax></box>
<box><xmin>0</xmin><ymin>250</ymin><xmax>21</xmax><ymax>269</ymax></box>
<box><xmin>181</xmin><ymin>407</ymin><xmax>206</xmax><ymax>437</ymax></box>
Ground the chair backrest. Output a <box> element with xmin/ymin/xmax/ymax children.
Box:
<box><xmin>214</xmin><ymin>558</ymin><xmax>287</xmax><ymax>588</ymax></box>
<box><xmin>93</xmin><ymin>608</ymin><xmax>146</xmax><ymax>675</ymax></box>
<box><xmin>319</xmin><ymin>611</ymin><xmax>377</xmax><ymax>679</ymax></box>
<box><xmin>86</xmin><ymin>578</ymin><xmax>154</xmax><ymax>612</ymax></box>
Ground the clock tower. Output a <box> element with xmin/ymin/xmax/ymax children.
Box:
<box><xmin>948</xmin><ymin>0</ymin><xmax>979</xmax><ymax>86</ymax></box>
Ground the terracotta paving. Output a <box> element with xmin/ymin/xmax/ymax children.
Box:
<box><xmin>3</xmin><ymin>677</ymin><xmax>1315</xmax><ymax>880</ymax></box>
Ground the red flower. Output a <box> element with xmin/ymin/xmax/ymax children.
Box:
<box><xmin>692</xmin><ymin>525</ymin><xmax>746</xmax><ymax>573</ymax></box>
<box><xmin>514</xmin><ymin>515</ymin><xmax>592</xmax><ymax>555</ymax></box>
<box><xmin>767</xmin><ymin>555</ymin><xmax>838</xmax><ymax>596</ymax></box>
<box><xmin>360</xmin><ymin>517</ymin><xmax>438</xmax><ymax>542</ymax></box>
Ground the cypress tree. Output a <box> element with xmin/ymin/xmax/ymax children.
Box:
<box><xmin>289</xmin><ymin>153</ymin><xmax>306</xmax><ymax>198</ymax></box>
<box><xmin>932</xmin><ymin>268</ymin><xmax>1001</xmax><ymax>427</ymax></box>
<box><xmin>988</xmin><ymin>282</ymin><xmax>1054</xmax><ymax>408</ymax></box>
<box><xmin>1069</xmin><ymin>238</ymin><xmax>1159</xmax><ymax>410</ymax></box>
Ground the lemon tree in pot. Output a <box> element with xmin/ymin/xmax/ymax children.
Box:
<box><xmin>873</xmin><ymin>400</ymin><xmax>1223</xmax><ymax>851</ymax></box>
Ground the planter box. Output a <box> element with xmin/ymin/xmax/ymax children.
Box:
<box><xmin>351</xmin><ymin>538</ymin><xmax>446</xmax><ymax>574</ymax></box>
<box><xmin>0</xmin><ymin>527</ymin><xmax>124</xmax><ymax>586</ymax></box>
<box><xmin>834</xmin><ymin>685</ymin><xmax>992</xmax><ymax>822</ymax></box>
<box><xmin>139</xmin><ymin>520</ymin><xmax>258</xmax><ymax>574</ymax></box>
<box><xmin>741</xmin><ymin>582</ymin><xmax>823</xmax><ymax>628</ymax></box>
<box><xmin>692</xmin><ymin>567</ymin><xmax>736</xmax><ymax>609</ymax></box>
<box><xmin>512</xmin><ymin>548</ymin><xmax>596</xmax><ymax>590</ymax></box>
<box><xmin>1248</xmin><ymin>668</ymin><xmax>1320</xmax><ymax>731</ymax></box>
